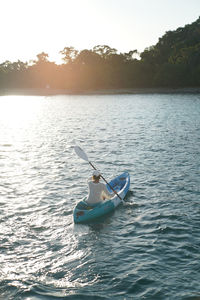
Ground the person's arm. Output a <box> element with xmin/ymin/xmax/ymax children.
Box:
<box><xmin>101</xmin><ymin>183</ymin><xmax>115</xmax><ymax>199</ymax></box>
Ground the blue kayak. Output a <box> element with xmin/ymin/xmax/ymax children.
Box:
<box><xmin>73</xmin><ymin>172</ymin><xmax>130</xmax><ymax>224</ymax></box>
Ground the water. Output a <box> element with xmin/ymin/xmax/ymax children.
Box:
<box><xmin>0</xmin><ymin>94</ymin><xmax>200</xmax><ymax>300</ymax></box>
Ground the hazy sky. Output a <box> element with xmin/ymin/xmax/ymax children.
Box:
<box><xmin>1</xmin><ymin>0</ymin><xmax>200</xmax><ymax>63</ymax></box>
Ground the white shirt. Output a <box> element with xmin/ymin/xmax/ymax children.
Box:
<box><xmin>87</xmin><ymin>180</ymin><xmax>114</xmax><ymax>204</ymax></box>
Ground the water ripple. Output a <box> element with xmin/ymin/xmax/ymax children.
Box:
<box><xmin>0</xmin><ymin>94</ymin><xmax>200</xmax><ymax>299</ymax></box>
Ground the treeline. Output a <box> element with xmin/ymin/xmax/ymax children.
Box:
<box><xmin>0</xmin><ymin>17</ymin><xmax>200</xmax><ymax>91</ymax></box>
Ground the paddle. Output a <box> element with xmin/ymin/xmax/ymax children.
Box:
<box><xmin>74</xmin><ymin>145</ymin><xmax>122</xmax><ymax>201</ymax></box>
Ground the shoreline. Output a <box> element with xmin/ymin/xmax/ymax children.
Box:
<box><xmin>1</xmin><ymin>87</ymin><xmax>200</xmax><ymax>96</ymax></box>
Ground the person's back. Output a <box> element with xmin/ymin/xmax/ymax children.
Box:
<box><xmin>86</xmin><ymin>170</ymin><xmax>114</xmax><ymax>205</ymax></box>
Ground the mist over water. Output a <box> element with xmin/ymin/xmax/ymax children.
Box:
<box><xmin>0</xmin><ymin>94</ymin><xmax>200</xmax><ymax>299</ymax></box>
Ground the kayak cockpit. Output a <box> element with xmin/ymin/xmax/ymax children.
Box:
<box><xmin>76</xmin><ymin>200</ymin><xmax>96</xmax><ymax>211</ymax></box>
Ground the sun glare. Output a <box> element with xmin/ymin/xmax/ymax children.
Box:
<box><xmin>0</xmin><ymin>96</ymin><xmax>41</xmax><ymax>129</ymax></box>
<box><xmin>0</xmin><ymin>0</ymin><xmax>99</xmax><ymax>63</ymax></box>
<box><xmin>0</xmin><ymin>0</ymin><xmax>200</xmax><ymax>63</ymax></box>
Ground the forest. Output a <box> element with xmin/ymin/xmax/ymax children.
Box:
<box><xmin>0</xmin><ymin>17</ymin><xmax>200</xmax><ymax>91</ymax></box>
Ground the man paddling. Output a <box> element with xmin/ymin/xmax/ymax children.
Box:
<box><xmin>86</xmin><ymin>170</ymin><xmax>115</xmax><ymax>206</ymax></box>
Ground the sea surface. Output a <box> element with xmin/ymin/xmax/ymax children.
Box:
<box><xmin>0</xmin><ymin>94</ymin><xmax>200</xmax><ymax>300</ymax></box>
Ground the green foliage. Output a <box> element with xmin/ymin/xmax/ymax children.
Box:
<box><xmin>141</xmin><ymin>16</ymin><xmax>200</xmax><ymax>87</ymax></box>
<box><xmin>0</xmin><ymin>17</ymin><xmax>200</xmax><ymax>91</ymax></box>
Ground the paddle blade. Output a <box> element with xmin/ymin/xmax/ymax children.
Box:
<box><xmin>74</xmin><ymin>146</ymin><xmax>89</xmax><ymax>162</ymax></box>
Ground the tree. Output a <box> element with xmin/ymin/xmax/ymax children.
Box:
<box><xmin>35</xmin><ymin>52</ymin><xmax>49</xmax><ymax>63</ymax></box>
<box><xmin>59</xmin><ymin>46</ymin><xmax>78</xmax><ymax>64</ymax></box>
<box><xmin>93</xmin><ymin>45</ymin><xmax>117</xmax><ymax>59</ymax></box>
<box><xmin>75</xmin><ymin>50</ymin><xmax>101</xmax><ymax>65</ymax></box>
<box><xmin>123</xmin><ymin>50</ymin><xmax>139</xmax><ymax>62</ymax></box>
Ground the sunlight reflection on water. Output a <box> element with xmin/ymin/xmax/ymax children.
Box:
<box><xmin>0</xmin><ymin>96</ymin><xmax>43</xmax><ymax>129</ymax></box>
<box><xmin>0</xmin><ymin>94</ymin><xmax>200</xmax><ymax>300</ymax></box>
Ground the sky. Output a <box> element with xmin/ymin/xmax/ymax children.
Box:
<box><xmin>0</xmin><ymin>0</ymin><xmax>200</xmax><ymax>64</ymax></box>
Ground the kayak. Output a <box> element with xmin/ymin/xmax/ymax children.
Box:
<box><xmin>73</xmin><ymin>172</ymin><xmax>130</xmax><ymax>224</ymax></box>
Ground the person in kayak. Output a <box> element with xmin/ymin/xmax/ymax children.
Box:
<box><xmin>86</xmin><ymin>170</ymin><xmax>115</xmax><ymax>205</ymax></box>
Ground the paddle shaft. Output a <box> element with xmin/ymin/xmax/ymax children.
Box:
<box><xmin>89</xmin><ymin>161</ymin><xmax>122</xmax><ymax>200</ymax></box>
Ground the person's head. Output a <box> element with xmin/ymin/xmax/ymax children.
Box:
<box><xmin>92</xmin><ymin>170</ymin><xmax>100</xmax><ymax>182</ymax></box>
